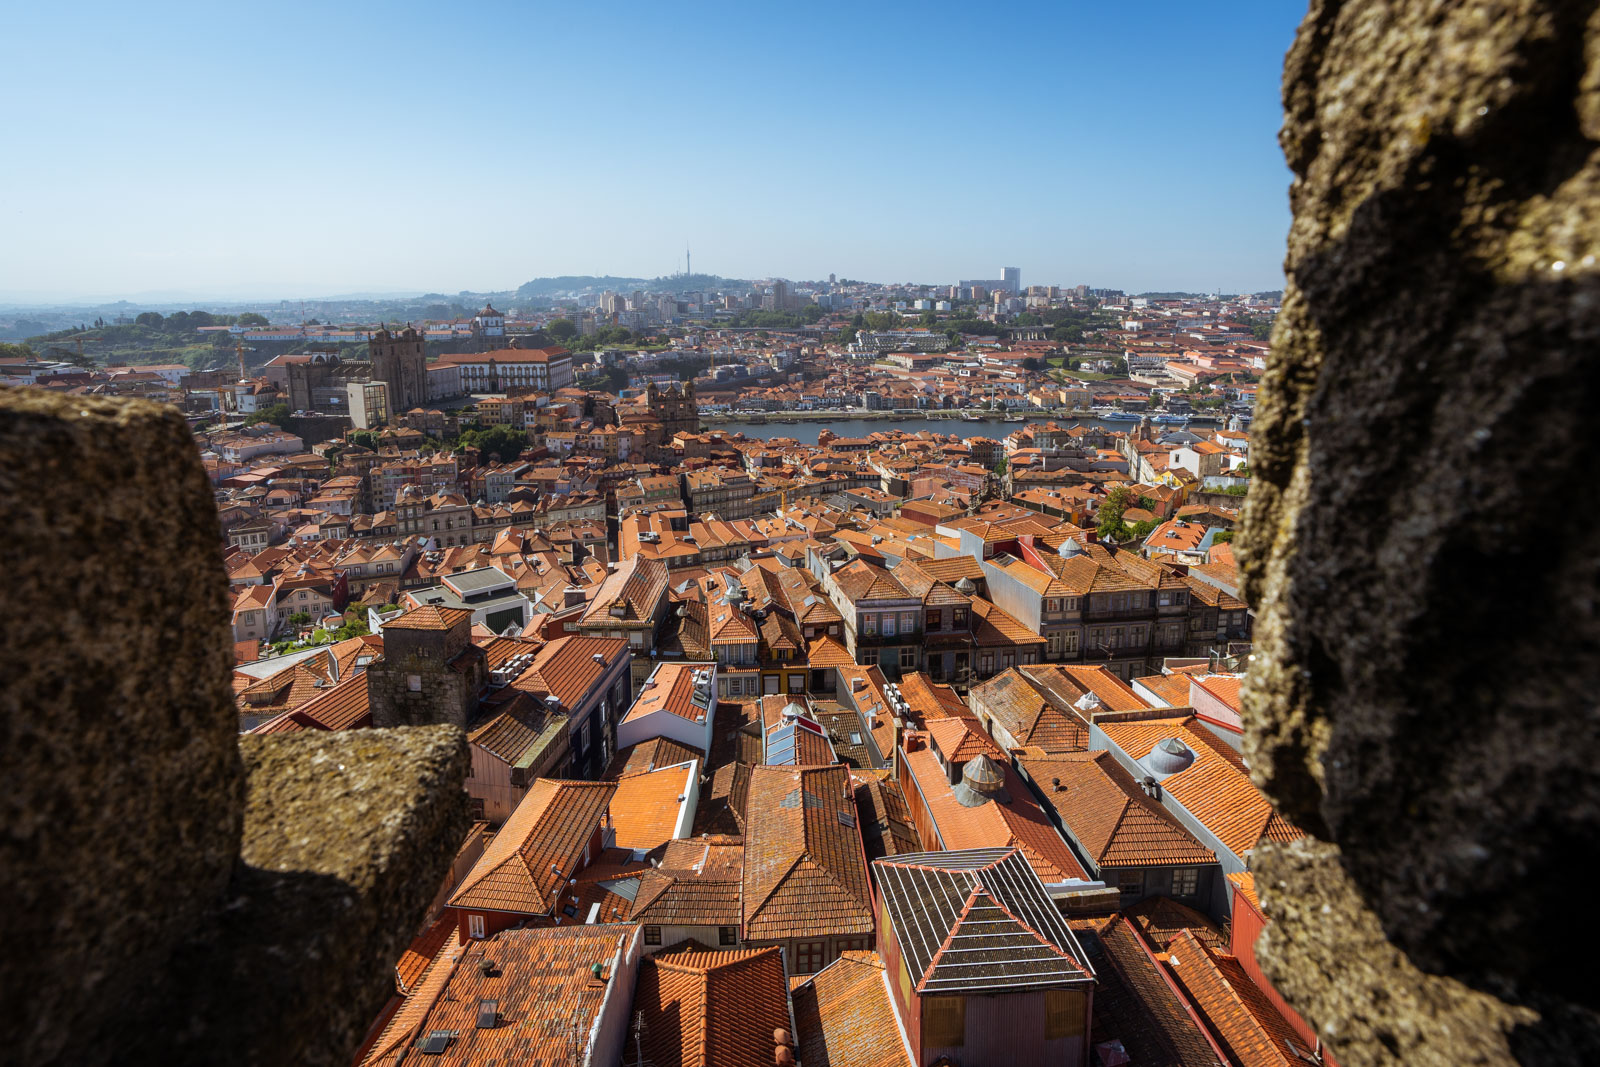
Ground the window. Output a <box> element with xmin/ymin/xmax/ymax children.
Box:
<box><xmin>979</xmin><ymin>653</ymin><xmax>994</xmax><ymax>674</ymax></box>
<box><xmin>644</xmin><ymin>925</ymin><xmax>662</xmax><ymax>946</ymax></box>
<box><xmin>1045</xmin><ymin>989</ymin><xmax>1087</xmax><ymax>1040</ymax></box>
<box><xmin>926</xmin><ymin>609</ymin><xmax>941</xmax><ymax>631</ymax></box>
<box><xmin>1066</xmin><ymin>597</ymin><xmax>1080</xmax><ymax>611</ymax></box>
<box><xmin>796</xmin><ymin>940</ymin><xmax>827</xmax><ymax>973</ymax></box>
<box><xmin>787</xmin><ymin>674</ymin><xmax>804</xmax><ymax>693</ymax></box>
<box><xmin>1159</xmin><ymin>591</ymin><xmax>1173</xmax><ymax>606</ymax></box>
<box><xmin>882</xmin><ymin>614</ymin><xmax>897</xmax><ymax>637</ymax></box>
<box><xmin>952</xmin><ymin>606</ymin><xmax>969</xmax><ymax>627</ymax></box>
<box><xmin>923</xmin><ymin>996</ymin><xmax>966</xmax><ymax>1047</ymax></box>
<box><xmin>719</xmin><ymin>926</ymin><xmax>737</xmax><ymax>946</ymax></box>
<box><xmin>861</xmin><ymin>614</ymin><xmax>877</xmax><ymax>636</ymax></box>
<box><xmin>629</xmin><ymin>631</ymin><xmax>644</xmax><ymax>648</ymax></box>
<box><xmin>1045</xmin><ymin>597</ymin><xmax>1060</xmax><ymax>613</ymax></box>
<box><xmin>468</xmin><ymin>913</ymin><xmax>486</xmax><ymax>939</ymax></box>
<box><xmin>1118</xmin><ymin>869</ymin><xmax>1144</xmax><ymax>899</ymax></box>
<box><xmin>1172</xmin><ymin>867</ymin><xmax>1199</xmax><ymax>897</ymax></box>
<box><xmin>900</xmin><ymin>647</ymin><xmax>918</xmax><ymax>669</ymax></box>
<box><xmin>407</xmin><ymin>675</ymin><xmax>422</xmax><ymax>692</ymax></box>
<box><xmin>900</xmin><ymin>611</ymin><xmax>917</xmax><ymax>632</ymax></box>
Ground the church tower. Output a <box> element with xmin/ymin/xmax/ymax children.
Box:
<box><xmin>369</xmin><ymin>326</ymin><xmax>427</xmax><ymax>413</ymax></box>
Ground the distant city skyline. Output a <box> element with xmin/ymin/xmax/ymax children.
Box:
<box><xmin>1</xmin><ymin>1</ymin><xmax>1304</xmax><ymax>302</ymax></box>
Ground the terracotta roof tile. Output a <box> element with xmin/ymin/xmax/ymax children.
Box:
<box><xmin>383</xmin><ymin>604</ymin><xmax>473</xmax><ymax>631</ymax></box>
<box><xmin>902</xmin><ymin>746</ymin><xmax>1089</xmax><ymax>883</ymax></box>
<box><xmin>1020</xmin><ymin>751</ymin><xmax>1216</xmax><ymax>869</ymax></box>
<box><xmin>610</xmin><ymin>761</ymin><xmax>698</xmax><ymax>855</ymax></box>
<box><xmin>1165</xmin><ymin>928</ymin><xmax>1310</xmax><ymax>1067</ymax></box>
<box><xmin>607</xmin><ymin>735</ymin><xmax>704</xmax><ymax>779</ymax></box>
<box><xmin>1098</xmin><ymin>715</ymin><xmax>1301</xmax><ymax>858</ymax></box>
<box><xmin>742</xmin><ymin>765</ymin><xmax>874</xmax><ymax>944</ymax></box>
<box><xmin>630</xmin><ymin>946</ymin><xmax>792</xmax><ymax>1067</ymax></box>
<box><xmin>448</xmin><ymin>779</ymin><xmax>616</xmax><ymax>916</ymax></box>
<box><xmin>360</xmin><ymin>925</ymin><xmax>629</xmax><ymax>1066</ymax></box>
<box><xmin>792</xmin><ymin>951</ymin><xmax>913</xmax><ymax>1067</ymax></box>
<box><xmin>1080</xmin><ymin>915</ymin><xmax>1223</xmax><ymax>1067</ymax></box>
<box><xmin>629</xmin><ymin>869</ymin><xmax>742</xmax><ymax>927</ymax></box>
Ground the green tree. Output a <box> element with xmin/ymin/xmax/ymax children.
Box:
<box><xmin>348</xmin><ymin>430</ymin><xmax>379</xmax><ymax>450</ymax></box>
<box><xmin>1213</xmin><ymin>530</ymin><xmax>1236</xmax><ymax>543</ymax></box>
<box><xmin>251</xmin><ymin>403</ymin><xmax>291</xmax><ymax>427</ymax></box>
<box><xmin>993</xmin><ymin>456</ymin><xmax>1008</xmax><ymax>476</ymax></box>
<box><xmin>135</xmin><ymin>312</ymin><xmax>164</xmax><ymax>327</ymax></box>
<box><xmin>1022</xmin><ymin>357</ymin><xmax>1042</xmax><ymax>372</ymax></box>
<box><xmin>0</xmin><ymin>342</ymin><xmax>36</xmax><ymax>360</ymax></box>
<box><xmin>1097</xmin><ymin>515</ymin><xmax>1132</xmax><ymax>542</ymax></box>
<box><xmin>458</xmin><ymin>423</ymin><xmax>527</xmax><ymax>462</ymax></box>
<box><xmin>1100</xmin><ymin>486</ymin><xmax>1135</xmax><ymax>526</ymax></box>
<box><xmin>547</xmin><ymin>318</ymin><xmax>578</xmax><ymax>341</ymax></box>
<box><xmin>1130</xmin><ymin>519</ymin><xmax>1159</xmax><ymax>541</ymax></box>
<box><xmin>237</xmin><ymin>313</ymin><xmax>269</xmax><ymax>327</ymax></box>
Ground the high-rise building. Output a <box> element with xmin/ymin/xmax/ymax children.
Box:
<box><xmin>1002</xmin><ymin>266</ymin><xmax>1022</xmax><ymax>293</ymax></box>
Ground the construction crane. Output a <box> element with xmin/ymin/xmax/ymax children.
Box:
<box><xmin>234</xmin><ymin>339</ymin><xmax>257</xmax><ymax>382</ymax></box>
<box><xmin>46</xmin><ymin>336</ymin><xmax>101</xmax><ymax>366</ymax></box>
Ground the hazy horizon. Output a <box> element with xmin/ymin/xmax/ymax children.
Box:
<box><xmin>2</xmin><ymin>1</ymin><xmax>1303</xmax><ymax>302</ymax></box>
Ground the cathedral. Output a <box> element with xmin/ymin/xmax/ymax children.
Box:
<box><xmin>368</xmin><ymin>326</ymin><xmax>427</xmax><ymax>412</ymax></box>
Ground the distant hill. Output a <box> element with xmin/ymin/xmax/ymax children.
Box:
<box><xmin>515</xmin><ymin>273</ymin><xmax>747</xmax><ymax>301</ymax></box>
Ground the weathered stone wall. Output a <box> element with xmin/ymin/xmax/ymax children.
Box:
<box><xmin>0</xmin><ymin>390</ymin><xmax>243</xmax><ymax>1062</ymax></box>
<box><xmin>0</xmin><ymin>387</ymin><xmax>471</xmax><ymax>1066</ymax></box>
<box><xmin>1240</xmin><ymin>2</ymin><xmax>1600</xmax><ymax>1063</ymax></box>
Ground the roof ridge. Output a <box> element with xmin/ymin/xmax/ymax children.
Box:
<box><xmin>915</xmin><ymin>884</ymin><xmax>982</xmax><ymax>993</ymax></box>
<box><xmin>979</xmin><ymin>867</ymin><xmax>1085</xmax><ymax>969</ymax></box>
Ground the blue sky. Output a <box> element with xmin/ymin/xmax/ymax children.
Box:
<box><xmin>0</xmin><ymin>1</ymin><xmax>1305</xmax><ymax>301</ymax></box>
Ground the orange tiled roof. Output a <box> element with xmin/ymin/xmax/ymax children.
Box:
<box><xmin>742</xmin><ymin>765</ymin><xmax>874</xmax><ymax>942</ymax></box>
<box><xmin>792</xmin><ymin>951</ymin><xmax>913</xmax><ymax>1067</ymax></box>
<box><xmin>1165</xmin><ymin>929</ymin><xmax>1307</xmax><ymax>1067</ymax></box>
<box><xmin>971</xmin><ymin>669</ymin><xmax>1088</xmax><ymax>752</ymax></box>
<box><xmin>383</xmin><ymin>604</ymin><xmax>473</xmax><ymax>631</ymax></box>
<box><xmin>1132</xmin><ymin>671</ymin><xmax>1195</xmax><ymax>708</ymax></box>
<box><xmin>1228</xmin><ymin>870</ymin><xmax>1261</xmax><ymax>911</ymax></box>
<box><xmin>610</xmin><ymin>761</ymin><xmax>698</xmax><ymax>854</ymax></box>
<box><xmin>924</xmin><ymin>716</ymin><xmax>1004</xmax><ymax>764</ymax></box>
<box><xmin>902</xmin><ymin>745</ymin><xmax>1088</xmax><ymax>883</ymax></box>
<box><xmin>359</xmin><ymin>925</ymin><xmax>627</xmax><ymax>1067</ymax></box>
<box><xmin>448</xmin><ymin>779</ymin><xmax>617</xmax><ymax>915</ymax></box>
<box><xmin>629</xmin><ymin>869</ymin><xmax>742</xmax><ymax>927</ymax></box>
<box><xmin>394</xmin><ymin>914</ymin><xmax>454</xmax><ymax>994</ymax></box>
<box><xmin>1098</xmin><ymin>715</ymin><xmax>1302</xmax><ymax>858</ymax></box>
<box><xmin>1019</xmin><ymin>751</ymin><xmax>1216</xmax><ymax>869</ymax></box>
<box><xmin>631</xmin><ymin>946</ymin><xmax>792</xmax><ymax>1067</ymax></box>
<box><xmin>607</xmin><ymin>735</ymin><xmax>704</xmax><ymax>779</ymax></box>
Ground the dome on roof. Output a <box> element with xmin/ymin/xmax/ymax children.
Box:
<box><xmin>955</xmin><ymin>576</ymin><xmax>977</xmax><ymax>595</ymax></box>
<box><xmin>781</xmin><ymin>700</ymin><xmax>807</xmax><ymax>721</ymax></box>
<box><xmin>1059</xmin><ymin>538</ymin><xmax>1083</xmax><ymax>558</ymax></box>
<box><xmin>1144</xmin><ymin>737</ymin><xmax>1196</xmax><ymax>777</ymax></box>
<box><xmin>952</xmin><ymin>754</ymin><xmax>1011</xmax><ymax>807</ymax></box>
